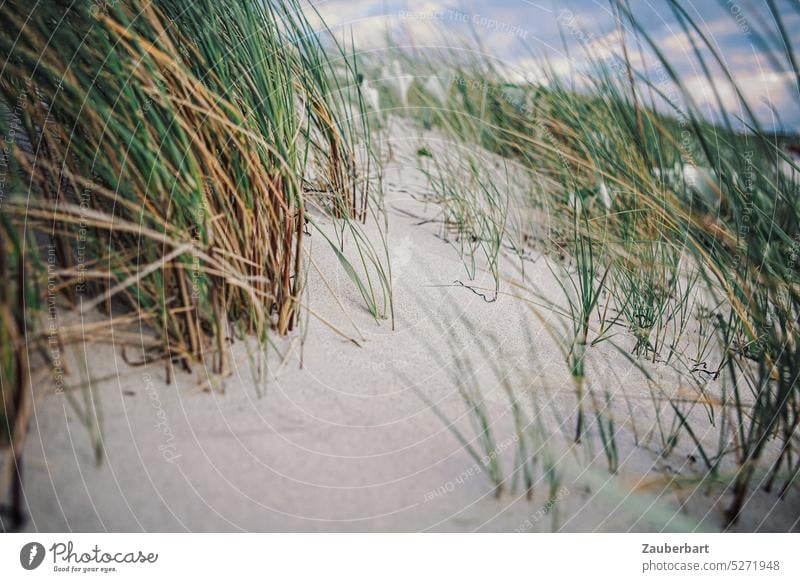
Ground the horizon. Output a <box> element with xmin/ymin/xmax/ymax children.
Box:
<box><xmin>304</xmin><ymin>0</ymin><xmax>800</xmax><ymax>133</ymax></box>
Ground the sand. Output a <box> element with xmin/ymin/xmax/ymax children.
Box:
<box><xmin>15</xmin><ymin>119</ymin><xmax>800</xmax><ymax>532</ymax></box>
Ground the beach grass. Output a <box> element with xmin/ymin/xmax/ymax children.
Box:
<box><xmin>376</xmin><ymin>0</ymin><xmax>800</xmax><ymax>526</ymax></box>
<box><xmin>1</xmin><ymin>0</ymin><xmax>798</xmax><ymax>531</ymax></box>
<box><xmin>0</xmin><ymin>0</ymin><xmax>390</xmax><ymax>525</ymax></box>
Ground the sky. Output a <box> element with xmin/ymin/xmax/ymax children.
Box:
<box><xmin>302</xmin><ymin>0</ymin><xmax>800</xmax><ymax>132</ymax></box>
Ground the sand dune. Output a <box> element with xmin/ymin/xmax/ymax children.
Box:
<box><xmin>19</xmin><ymin>120</ymin><xmax>800</xmax><ymax>532</ymax></box>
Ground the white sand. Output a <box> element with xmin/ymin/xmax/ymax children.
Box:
<box><xmin>16</xmin><ymin>119</ymin><xmax>800</xmax><ymax>532</ymax></box>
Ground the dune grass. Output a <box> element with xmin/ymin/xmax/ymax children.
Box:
<box><xmin>375</xmin><ymin>0</ymin><xmax>800</xmax><ymax>527</ymax></box>
<box><xmin>1</xmin><ymin>0</ymin><xmax>797</xmax><ymax>532</ymax></box>
<box><xmin>0</xmin><ymin>0</ymin><xmax>390</xmax><ymax>527</ymax></box>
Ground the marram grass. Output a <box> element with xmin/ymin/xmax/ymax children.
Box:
<box><xmin>0</xmin><ymin>0</ymin><xmax>388</xmax><ymax>525</ymax></box>
<box><xmin>1</xmin><ymin>0</ymin><xmax>798</xmax><ymax>532</ymax></box>
<box><xmin>383</xmin><ymin>0</ymin><xmax>800</xmax><ymax>527</ymax></box>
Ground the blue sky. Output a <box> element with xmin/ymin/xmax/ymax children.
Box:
<box><xmin>305</xmin><ymin>0</ymin><xmax>800</xmax><ymax>131</ymax></box>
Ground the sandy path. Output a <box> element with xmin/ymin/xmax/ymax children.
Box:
<box><xmin>17</xmin><ymin>120</ymin><xmax>800</xmax><ymax>532</ymax></box>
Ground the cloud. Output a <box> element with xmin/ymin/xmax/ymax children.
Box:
<box><xmin>301</xmin><ymin>0</ymin><xmax>800</xmax><ymax>129</ymax></box>
<box><xmin>683</xmin><ymin>70</ymin><xmax>798</xmax><ymax>123</ymax></box>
